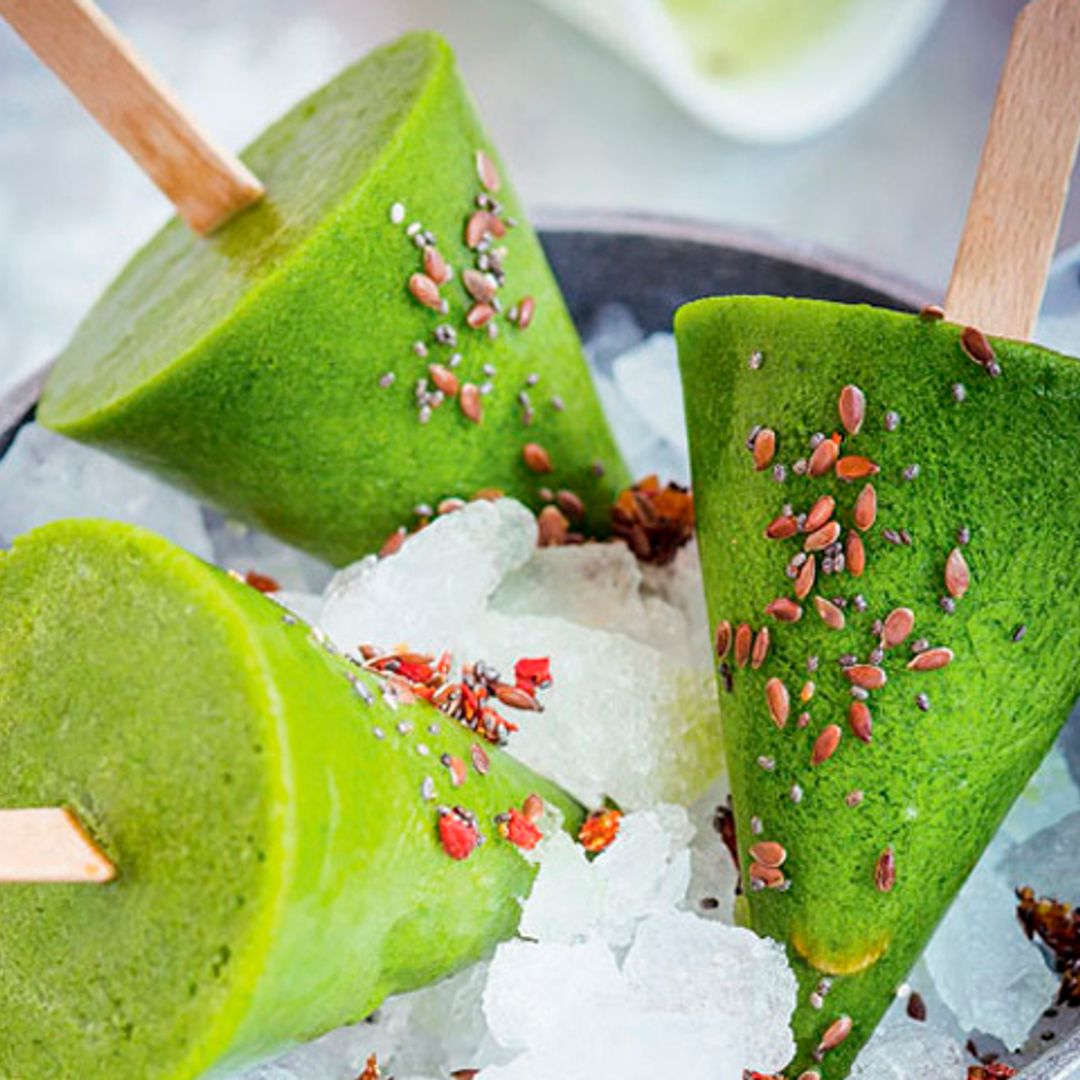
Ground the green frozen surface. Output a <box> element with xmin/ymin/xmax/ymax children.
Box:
<box><xmin>0</xmin><ymin>519</ymin><xmax>582</xmax><ymax>1079</ymax></box>
<box><xmin>676</xmin><ymin>296</ymin><xmax>1080</xmax><ymax>1078</ymax></box>
<box><xmin>39</xmin><ymin>32</ymin><xmax>627</xmax><ymax>566</ymax></box>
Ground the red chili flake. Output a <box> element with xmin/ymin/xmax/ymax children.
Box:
<box><xmin>244</xmin><ymin>570</ymin><xmax>281</xmax><ymax>593</ymax></box>
<box><xmin>515</xmin><ymin>656</ymin><xmax>552</xmax><ymax>692</ymax></box>
<box><xmin>357</xmin><ymin>1053</ymin><xmax>381</xmax><ymax>1080</ymax></box>
<box><xmin>499</xmin><ymin>807</ymin><xmax>543</xmax><ymax>850</ymax></box>
<box><xmin>438</xmin><ymin>807</ymin><xmax>480</xmax><ymax>860</ymax></box>
<box><xmin>395</xmin><ymin>659</ymin><xmax>434</xmax><ymax>683</ymax></box>
<box><xmin>579</xmin><ymin>808</ymin><xmax>622</xmax><ymax>853</ymax></box>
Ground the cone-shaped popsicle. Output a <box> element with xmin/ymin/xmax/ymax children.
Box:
<box><xmin>0</xmin><ymin>519</ymin><xmax>581</xmax><ymax>1079</ymax></box>
<box><xmin>676</xmin><ymin>296</ymin><xmax>1080</xmax><ymax>1077</ymax></box>
<box><xmin>37</xmin><ymin>32</ymin><xmax>627</xmax><ymax>565</ymax></box>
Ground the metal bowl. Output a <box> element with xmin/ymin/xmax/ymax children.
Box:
<box><xmin>1</xmin><ymin>211</ymin><xmax>1076</xmax><ymax>1079</ymax></box>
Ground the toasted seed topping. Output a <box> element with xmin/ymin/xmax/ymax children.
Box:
<box><xmin>749</xmin><ymin>861</ymin><xmax>785</xmax><ymax>889</ymax></box>
<box><xmin>765</xmin><ymin>597</ymin><xmax>803</xmax><ymax>623</ymax></box>
<box><xmin>940</xmin><ymin>596</ymin><xmax>956</xmax><ymax>614</ymax></box>
<box><xmin>907</xmin><ymin>647</ymin><xmax>954</xmax><ymax>671</ymax></box>
<box><xmin>766</xmin><ymin>513</ymin><xmax>799</xmax><ymax>540</ymax></box>
<box><xmin>882</xmin><ymin>607</ymin><xmax>915</xmax><ymax>649</ymax></box>
<box><xmin>836</xmin><ymin>455</ymin><xmax>881</xmax><ymax>481</ymax></box>
<box><xmin>920</xmin><ymin>303</ymin><xmax>945</xmax><ymax>320</ymax></box>
<box><xmin>846</xmin><ymin>532</ymin><xmax>866</xmax><ymax>577</ymax></box>
<box><xmin>875</xmin><ymin>847</ymin><xmax>897</xmax><ymax>892</ymax></box>
<box><xmin>751</xmin><ymin>627</ymin><xmax>771</xmax><ymax>670</ymax></box>
<box><xmin>838</xmin><ymin>385</ymin><xmax>866</xmax><ymax>435</ymax></box>
<box><xmin>811</xmin><ymin>724</ymin><xmax>842</xmax><ymax>766</ymax></box>
<box><xmin>961</xmin><ymin>325</ymin><xmax>996</xmax><ymax>366</ymax></box>
<box><xmin>809</xmin><ymin>992</ymin><xmax>824</xmax><ymax>1010</ymax></box>
<box><xmin>522</xmin><ymin>443</ymin><xmax>553</xmax><ymax>473</ymax></box>
<box><xmin>795</xmin><ymin>555</ymin><xmax>817</xmax><ymax>600</ymax></box>
<box><xmin>797</xmin><ymin>711</ymin><xmax>811</xmax><ymax>729</ymax></box>
<box><xmin>715</xmin><ymin>620</ymin><xmax>732</xmax><ymax>660</ymax></box>
<box><xmin>853</xmin><ymin>484</ymin><xmax>877</xmax><ymax>531</ymax></box>
<box><xmin>805</xmin><ymin>495</ymin><xmax>836</xmax><ymax>533</ymax></box>
<box><xmin>945</xmin><ymin>547</ymin><xmax>970</xmax><ymax>599</ymax></box>
<box><xmin>903</xmin><ymin>463</ymin><xmax>921</xmax><ymax>482</ymax></box>
<box><xmin>817</xmin><ymin>1015</ymin><xmax>853</xmax><ymax>1056</ymax></box>
<box><xmin>766</xmin><ymin>678</ymin><xmax>790</xmax><ymax>728</ymax></box>
<box><xmin>790</xmin><ymin>784</ymin><xmax>804</xmax><ymax>804</ymax></box>
<box><xmin>734</xmin><ymin>623</ymin><xmax>753</xmax><ymax>668</ymax></box>
<box><xmin>378</xmin><ymin>371</ymin><xmax>396</xmax><ymax>389</ymax></box>
<box><xmin>911</xmin><ymin>637</ymin><xmax>930</xmax><ymax>653</ymax></box>
<box><xmin>808</xmin><ymin>439</ymin><xmax>839</xmax><ymax>477</ymax></box>
<box><xmin>463</xmin><ymin>267</ymin><xmax>498</xmax><ymax>303</ymax></box>
<box><xmin>537</xmin><ymin>505</ymin><xmax>569</xmax><ymax>546</ymax></box>
<box><xmin>807</xmin><ymin>654</ymin><xmax>819</xmax><ymax>674</ymax></box>
<box><xmin>466</xmin><ymin>302</ymin><xmax>496</xmax><ymax>329</ymax></box>
<box><xmin>753</xmin><ymin>428</ymin><xmax>777</xmax><ymax>470</ymax></box>
<box><xmin>814</xmin><ymin>596</ymin><xmax>846</xmax><ymax>631</ymax></box>
<box><xmin>915</xmin><ymin>692</ymin><xmax>931</xmax><ymax>712</ymax></box>
<box><xmin>798</xmin><ymin>1071</ymin><xmax>822</xmax><ymax>1080</ymax></box>
<box><xmin>750</xmin><ymin>841</ymin><xmax>787</xmax><ymax>868</ymax></box>
<box><xmin>849</xmin><ymin>701</ymin><xmax>873</xmax><ymax>744</ymax></box>
<box><xmin>408</xmin><ymin>272</ymin><xmax>443</xmax><ymax>310</ymax></box>
<box><xmin>845</xmin><ymin>789</ymin><xmax>865</xmax><ymax>807</ymax></box>
<box><xmin>846</xmin><ymin>664</ymin><xmax>888</xmax><ymax>690</ymax></box>
<box><xmin>476</xmin><ymin>148</ymin><xmax>502</xmax><ymax>192</ymax></box>
<box><xmin>907</xmin><ymin>991</ymin><xmax>927</xmax><ymax>1021</ymax></box>
<box><xmin>459</xmin><ymin>383</ymin><xmax>483</xmax><ymax>424</ymax></box>
<box><xmin>884</xmin><ymin>409</ymin><xmax>901</xmax><ymax>432</ymax></box>
<box><xmin>805</xmin><ymin>521</ymin><xmax>841</xmax><ymax>552</ymax></box>
<box><xmin>1012</xmin><ymin>624</ymin><xmax>1028</xmax><ymax>643</ymax></box>
<box><xmin>801</xmin><ymin>680</ymin><xmax>816</xmax><ymax>703</ymax></box>
<box><xmin>428</xmin><ymin>363</ymin><xmax>459</xmax><ymax>397</ymax></box>
<box><xmin>757</xmin><ymin>756</ymin><xmax>776</xmax><ymax>772</ymax></box>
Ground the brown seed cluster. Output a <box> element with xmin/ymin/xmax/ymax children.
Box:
<box><xmin>612</xmin><ymin>475</ymin><xmax>695</xmax><ymax>565</ymax></box>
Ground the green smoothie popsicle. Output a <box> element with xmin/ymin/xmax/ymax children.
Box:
<box><xmin>0</xmin><ymin>518</ymin><xmax>582</xmax><ymax>1079</ymax></box>
<box><xmin>37</xmin><ymin>32</ymin><xmax>628</xmax><ymax>566</ymax></box>
<box><xmin>676</xmin><ymin>296</ymin><xmax>1080</xmax><ymax>1077</ymax></box>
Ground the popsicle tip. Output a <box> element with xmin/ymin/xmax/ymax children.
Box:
<box><xmin>0</xmin><ymin>807</ymin><xmax>116</xmax><ymax>884</ymax></box>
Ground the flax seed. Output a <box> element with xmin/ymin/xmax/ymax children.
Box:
<box><xmin>750</xmin><ymin>841</ymin><xmax>787</xmax><ymax>868</ymax></box>
<box><xmin>875</xmin><ymin>847</ymin><xmax>896</xmax><ymax>892</ymax></box>
<box><xmin>423</xmin><ymin>246</ymin><xmax>452</xmax><ymax>285</ymax></box>
<box><xmin>408</xmin><ymin>272</ymin><xmax>443</xmax><ymax>310</ymax></box>
<box><xmin>749</xmin><ymin>862</ymin><xmax>785</xmax><ymax>889</ymax></box>
<box><xmin>838</xmin><ymin>385</ymin><xmax>866</xmax><ymax>435</ymax></box>
<box><xmin>808</xmin><ymin>438</ymin><xmax>839</xmax><ymax>477</ymax></box>
<box><xmin>961</xmin><ymin>325</ymin><xmax>995</xmax><ymax>366</ymax></box>
<box><xmin>882</xmin><ymin>607</ymin><xmax>915</xmax><ymax>648</ymax></box>
<box><xmin>429</xmin><ymin>364</ymin><xmax>459</xmax><ymax>397</ymax></box>
<box><xmin>845</xmin><ymin>789</ymin><xmax>865</xmax><ymax>807</ymax></box>
<box><xmin>907</xmin><ymin>647</ymin><xmax>954</xmax><ymax>671</ymax></box>
<box><xmin>715</xmin><ymin>620</ymin><xmax>732</xmax><ymax>660</ymax></box>
<box><xmin>556</xmin><ymin>490</ymin><xmax>585</xmax><ymax>520</ymax></box>
<box><xmin>811</xmin><ymin>724</ymin><xmax>842</xmax><ymax>765</ymax></box>
<box><xmin>522</xmin><ymin>442</ymin><xmax>552</xmax><ymax>473</ymax></box>
<box><xmin>765</xmin><ymin>597</ymin><xmax>803</xmax><ymax>623</ymax></box>
<box><xmin>766</xmin><ymin>677</ymin><xmax>790</xmax><ymax>728</ymax></box>
<box><xmin>753</xmin><ymin>428</ymin><xmax>777</xmax><ymax>471</ymax></box>
<box><xmin>805</xmin><ymin>521</ymin><xmax>841</xmax><ymax>552</ymax></box>
<box><xmin>476</xmin><ymin>148</ymin><xmax>502</xmax><ymax>191</ymax></box>
<box><xmin>801</xmin><ymin>680</ymin><xmax>815</xmax><ymax>703</ymax></box>
<box><xmin>766</xmin><ymin>513</ymin><xmax>799</xmax><ymax>540</ymax></box>
<box><xmin>845</xmin><ymin>665</ymin><xmax>887</xmax><ymax>690</ymax></box>
<box><xmin>815</xmin><ymin>596</ymin><xmax>845</xmax><ymax>631</ymax></box>
<box><xmin>849</xmin><ymin>701</ymin><xmax>873</xmax><ymax>744</ymax></box>
<box><xmin>460</xmin><ymin>383</ymin><xmax>483</xmax><ymax>424</ymax></box>
<box><xmin>836</xmin><ymin>455</ymin><xmax>880</xmax><ymax>481</ymax></box>
<box><xmin>795</xmin><ymin>555</ymin><xmax>817</xmax><ymax>600</ymax></box>
<box><xmin>805</xmin><ymin>495</ymin><xmax>836</xmax><ymax>533</ymax></box>
<box><xmin>846</xmin><ymin>531</ymin><xmax>866</xmax><ymax>577</ymax></box>
<box><xmin>751</xmin><ymin>627</ymin><xmax>771</xmax><ymax>670</ymax></box>
<box><xmin>945</xmin><ymin>546</ymin><xmax>970</xmax><ymax>599</ymax></box>
<box><xmin>734</xmin><ymin>623</ymin><xmax>753</xmax><ymax>668</ymax></box>
<box><xmin>817</xmin><ymin>1015</ymin><xmax>853</xmax><ymax>1056</ymax></box>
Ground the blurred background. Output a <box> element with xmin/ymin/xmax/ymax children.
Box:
<box><xmin>2</xmin><ymin>0</ymin><xmax>1078</xmax><ymax>401</ymax></box>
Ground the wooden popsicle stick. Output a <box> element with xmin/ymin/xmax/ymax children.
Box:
<box><xmin>944</xmin><ymin>0</ymin><xmax>1080</xmax><ymax>340</ymax></box>
<box><xmin>0</xmin><ymin>0</ymin><xmax>264</xmax><ymax>235</ymax></box>
<box><xmin>0</xmin><ymin>808</ymin><xmax>116</xmax><ymax>884</ymax></box>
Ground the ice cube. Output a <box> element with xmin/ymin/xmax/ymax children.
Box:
<box><xmin>0</xmin><ymin>424</ymin><xmax>213</xmax><ymax>559</ymax></box>
<box><xmin>685</xmin><ymin>778</ymin><xmax>739</xmax><ymax>923</ymax></box>
<box><xmin>1000</xmin><ymin>808</ymin><xmax>1080</xmax><ymax>902</ymax></box>
<box><xmin>583</xmin><ymin>302</ymin><xmax>645</xmax><ymax>374</ymax></box>
<box><xmin>517</xmin><ymin>831</ymin><xmax>604</xmax><ymax>945</ymax></box>
<box><xmin>850</xmin><ymin>1001</ymin><xmax>967</xmax><ymax>1079</ymax></box>
<box><xmin>320</xmin><ymin>499</ymin><xmax>537</xmax><ymax>658</ymax></box>
<box><xmin>611</xmin><ymin>332</ymin><xmax>688</xmax><ymax>457</ymax></box>
<box><xmin>924</xmin><ymin>857</ymin><xmax>1058</xmax><ymax>1050</ymax></box>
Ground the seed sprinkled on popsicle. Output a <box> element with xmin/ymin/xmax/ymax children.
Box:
<box><xmin>751</xmin><ymin>627</ymin><xmax>771</xmax><ymax>670</ymax></box>
<box><xmin>522</xmin><ymin>442</ymin><xmax>552</xmax><ymax>473</ymax></box>
<box><xmin>875</xmin><ymin>847</ymin><xmax>897</xmax><ymax>892</ymax></box>
<box><xmin>753</xmin><ymin>428</ymin><xmax>777</xmax><ymax>470</ymax></box>
<box><xmin>766</xmin><ymin>678</ymin><xmax>790</xmax><ymax>728</ymax></box>
<box><xmin>838</xmin><ymin>385</ymin><xmax>866</xmax><ymax>435</ymax></box>
<box><xmin>907</xmin><ymin>647</ymin><xmax>955</xmax><ymax>672</ymax></box>
<box><xmin>734</xmin><ymin>623</ymin><xmax>753</xmax><ymax>668</ymax></box>
<box><xmin>945</xmin><ymin>547</ymin><xmax>970</xmax><ymax>598</ymax></box>
<box><xmin>811</xmin><ymin>725</ymin><xmax>842</xmax><ymax>766</ymax></box>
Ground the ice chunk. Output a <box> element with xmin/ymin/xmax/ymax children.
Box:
<box><xmin>583</xmin><ymin>303</ymin><xmax>645</xmax><ymax>374</ymax></box>
<box><xmin>0</xmin><ymin>424</ymin><xmax>212</xmax><ymax>559</ymax></box>
<box><xmin>1000</xmin><ymin>809</ymin><xmax>1080</xmax><ymax>902</ymax></box>
<box><xmin>996</xmin><ymin>743</ymin><xmax>1080</xmax><ymax>846</ymax></box>
<box><xmin>924</xmin><ymin>857</ymin><xmax>1058</xmax><ymax>1050</ymax></box>
<box><xmin>850</xmin><ymin>1004</ymin><xmax>968</xmax><ymax>1080</ymax></box>
<box><xmin>611</xmin><ymin>332</ymin><xmax>688</xmax><ymax>457</ymax></box>
<box><xmin>685</xmin><ymin>778</ymin><xmax>739</xmax><ymax>923</ymax></box>
<box><xmin>320</xmin><ymin>500</ymin><xmax>724</xmax><ymax>809</ymax></box>
<box><xmin>517</xmin><ymin>831</ymin><xmax>604</xmax><ymax>945</ymax></box>
<box><xmin>321</xmin><ymin>499</ymin><xmax>537</xmax><ymax>658</ymax></box>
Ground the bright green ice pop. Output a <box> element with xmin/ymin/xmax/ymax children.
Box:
<box><xmin>676</xmin><ymin>296</ymin><xmax>1080</xmax><ymax>1077</ymax></box>
<box><xmin>0</xmin><ymin>518</ymin><xmax>581</xmax><ymax>1079</ymax></box>
<box><xmin>37</xmin><ymin>32</ymin><xmax>628</xmax><ymax>566</ymax></box>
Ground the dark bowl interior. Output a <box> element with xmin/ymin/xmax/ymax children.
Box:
<box><xmin>1</xmin><ymin>212</ymin><xmax>1076</xmax><ymax>1078</ymax></box>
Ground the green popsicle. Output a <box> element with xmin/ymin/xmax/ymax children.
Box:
<box><xmin>0</xmin><ymin>518</ymin><xmax>582</xmax><ymax>1079</ymax></box>
<box><xmin>37</xmin><ymin>32</ymin><xmax>628</xmax><ymax>566</ymax></box>
<box><xmin>676</xmin><ymin>296</ymin><xmax>1080</xmax><ymax>1077</ymax></box>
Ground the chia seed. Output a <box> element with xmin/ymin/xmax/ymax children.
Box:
<box><xmin>916</xmin><ymin>693</ymin><xmax>931</xmax><ymax>712</ymax></box>
<box><xmin>749</xmin><ymin>350</ymin><xmax>764</xmax><ymax>370</ymax></box>
<box><xmin>852</xmin><ymin>594</ymin><xmax>868</xmax><ymax>612</ymax></box>
<box><xmin>552</xmin><ymin>396</ymin><xmax>565</xmax><ymax>411</ymax></box>
<box><xmin>750</xmin><ymin>815</ymin><xmax>764</xmax><ymax>834</ymax></box>
<box><xmin>838</xmin><ymin>653</ymin><xmax>857</xmax><ymax>668</ymax></box>
<box><xmin>413</xmin><ymin>341</ymin><xmax>429</xmax><ymax>357</ymax></box>
<box><xmin>884</xmin><ymin>410</ymin><xmax>900</xmax><ymax>431</ymax></box>
<box><xmin>869</xmin><ymin>646</ymin><xmax>884</xmax><ymax>664</ymax></box>
<box><xmin>903</xmin><ymin>464</ymin><xmax>921</xmax><ymax>482</ymax></box>
<box><xmin>952</xmin><ymin>382</ymin><xmax>967</xmax><ymax>402</ymax></box>
<box><xmin>378</xmin><ymin>372</ymin><xmax>396</xmax><ymax>388</ymax></box>
<box><xmin>940</xmin><ymin>596</ymin><xmax>956</xmax><ymax>613</ymax></box>
<box><xmin>807</xmin><ymin>655</ymin><xmax>820</xmax><ymax>673</ymax></box>
<box><xmin>1012</xmin><ymin>624</ymin><xmax>1028</xmax><ymax>642</ymax></box>
<box><xmin>390</xmin><ymin>202</ymin><xmax>406</xmax><ymax>224</ymax></box>
<box><xmin>757</xmin><ymin>756</ymin><xmax>776</xmax><ymax>772</ymax></box>
<box><xmin>773</xmin><ymin>464</ymin><xmax>788</xmax><ymax>483</ymax></box>
<box><xmin>851</xmin><ymin>686</ymin><xmax>869</xmax><ymax>701</ymax></box>
<box><xmin>957</xmin><ymin>526</ymin><xmax>971</xmax><ymax>545</ymax></box>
